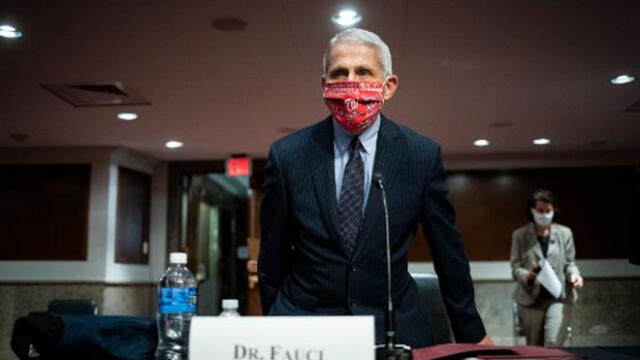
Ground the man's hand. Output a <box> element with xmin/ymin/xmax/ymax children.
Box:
<box><xmin>477</xmin><ymin>335</ymin><xmax>494</xmax><ymax>345</ymax></box>
<box><xmin>570</xmin><ymin>274</ymin><xmax>584</xmax><ymax>289</ymax></box>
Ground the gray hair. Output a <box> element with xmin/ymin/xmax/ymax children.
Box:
<box><xmin>322</xmin><ymin>28</ymin><xmax>393</xmax><ymax>77</ymax></box>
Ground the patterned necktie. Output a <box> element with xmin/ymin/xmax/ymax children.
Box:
<box><xmin>338</xmin><ymin>136</ymin><xmax>364</xmax><ymax>255</ymax></box>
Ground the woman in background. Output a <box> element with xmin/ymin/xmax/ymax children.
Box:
<box><xmin>510</xmin><ymin>189</ymin><xmax>584</xmax><ymax>346</ymax></box>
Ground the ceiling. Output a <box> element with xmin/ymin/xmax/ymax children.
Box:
<box><xmin>1</xmin><ymin>0</ymin><xmax>639</xmax><ymax>160</ymax></box>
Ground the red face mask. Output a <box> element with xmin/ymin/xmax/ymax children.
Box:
<box><xmin>323</xmin><ymin>80</ymin><xmax>385</xmax><ymax>134</ymax></box>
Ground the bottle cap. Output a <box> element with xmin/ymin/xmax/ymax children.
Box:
<box><xmin>222</xmin><ymin>299</ymin><xmax>239</xmax><ymax>309</ymax></box>
<box><xmin>169</xmin><ymin>252</ymin><xmax>187</xmax><ymax>264</ymax></box>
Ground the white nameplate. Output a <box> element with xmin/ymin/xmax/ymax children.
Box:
<box><xmin>190</xmin><ymin>316</ymin><xmax>375</xmax><ymax>360</ymax></box>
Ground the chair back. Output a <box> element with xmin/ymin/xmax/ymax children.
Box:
<box><xmin>410</xmin><ymin>273</ymin><xmax>454</xmax><ymax>344</ymax></box>
<box><xmin>512</xmin><ymin>301</ymin><xmax>525</xmax><ymax>337</ymax></box>
<box><xmin>48</xmin><ymin>299</ymin><xmax>98</xmax><ymax>315</ymax></box>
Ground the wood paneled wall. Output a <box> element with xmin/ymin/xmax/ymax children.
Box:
<box><xmin>0</xmin><ymin>164</ymin><xmax>91</xmax><ymax>260</ymax></box>
<box><xmin>116</xmin><ymin>167</ymin><xmax>151</xmax><ymax>264</ymax></box>
<box><xmin>251</xmin><ymin>161</ymin><xmax>634</xmax><ymax>262</ymax></box>
<box><xmin>409</xmin><ymin>166</ymin><xmax>634</xmax><ymax>261</ymax></box>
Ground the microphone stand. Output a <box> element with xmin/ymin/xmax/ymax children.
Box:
<box><xmin>374</xmin><ymin>173</ymin><xmax>412</xmax><ymax>360</ymax></box>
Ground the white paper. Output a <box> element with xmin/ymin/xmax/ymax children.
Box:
<box><xmin>190</xmin><ymin>316</ymin><xmax>375</xmax><ymax>360</ymax></box>
<box><xmin>537</xmin><ymin>258</ymin><xmax>562</xmax><ymax>298</ymax></box>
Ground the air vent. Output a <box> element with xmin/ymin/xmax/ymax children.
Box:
<box><xmin>625</xmin><ymin>99</ymin><xmax>640</xmax><ymax>112</ymax></box>
<box><xmin>42</xmin><ymin>81</ymin><xmax>151</xmax><ymax>107</ymax></box>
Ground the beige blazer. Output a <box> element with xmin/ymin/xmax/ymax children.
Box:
<box><xmin>510</xmin><ymin>223</ymin><xmax>580</xmax><ymax>306</ymax></box>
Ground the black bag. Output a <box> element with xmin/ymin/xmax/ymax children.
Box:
<box><xmin>12</xmin><ymin>313</ymin><xmax>157</xmax><ymax>360</ymax></box>
<box><xmin>11</xmin><ymin>312</ymin><xmax>64</xmax><ymax>359</ymax></box>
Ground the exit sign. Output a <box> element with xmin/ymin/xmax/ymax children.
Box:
<box><xmin>226</xmin><ymin>157</ymin><xmax>251</xmax><ymax>177</ymax></box>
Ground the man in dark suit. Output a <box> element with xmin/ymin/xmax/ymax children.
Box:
<box><xmin>259</xmin><ymin>28</ymin><xmax>492</xmax><ymax>347</ymax></box>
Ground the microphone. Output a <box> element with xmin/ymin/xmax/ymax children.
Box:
<box><xmin>374</xmin><ymin>172</ymin><xmax>412</xmax><ymax>360</ymax></box>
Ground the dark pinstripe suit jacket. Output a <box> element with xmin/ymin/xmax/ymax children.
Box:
<box><xmin>258</xmin><ymin>115</ymin><xmax>486</xmax><ymax>347</ymax></box>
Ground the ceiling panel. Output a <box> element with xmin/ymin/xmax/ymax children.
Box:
<box><xmin>1</xmin><ymin>0</ymin><xmax>638</xmax><ymax>160</ymax></box>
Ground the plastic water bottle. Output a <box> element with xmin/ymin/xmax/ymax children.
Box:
<box><xmin>155</xmin><ymin>252</ymin><xmax>197</xmax><ymax>360</ymax></box>
<box><xmin>219</xmin><ymin>299</ymin><xmax>241</xmax><ymax>317</ymax></box>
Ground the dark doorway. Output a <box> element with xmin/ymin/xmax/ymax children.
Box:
<box><xmin>167</xmin><ymin>161</ymin><xmax>251</xmax><ymax>315</ymax></box>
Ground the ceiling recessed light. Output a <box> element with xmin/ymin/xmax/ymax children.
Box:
<box><xmin>117</xmin><ymin>112</ymin><xmax>138</xmax><ymax>121</ymax></box>
<box><xmin>610</xmin><ymin>74</ymin><xmax>635</xmax><ymax>85</ymax></box>
<box><xmin>165</xmin><ymin>140</ymin><xmax>183</xmax><ymax>149</ymax></box>
<box><xmin>533</xmin><ymin>138</ymin><xmax>551</xmax><ymax>145</ymax></box>
<box><xmin>331</xmin><ymin>9</ymin><xmax>362</xmax><ymax>27</ymax></box>
<box><xmin>473</xmin><ymin>139</ymin><xmax>490</xmax><ymax>147</ymax></box>
<box><xmin>0</xmin><ymin>24</ymin><xmax>22</xmax><ymax>39</ymax></box>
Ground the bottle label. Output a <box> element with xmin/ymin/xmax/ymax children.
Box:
<box><xmin>159</xmin><ymin>287</ymin><xmax>197</xmax><ymax>314</ymax></box>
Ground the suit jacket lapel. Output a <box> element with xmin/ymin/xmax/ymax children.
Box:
<box><xmin>353</xmin><ymin>115</ymin><xmax>402</xmax><ymax>259</ymax></box>
<box><xmin>308</xmin><ymin>117</ymin><xmax>346</xmax><ymax>255</ymax></box>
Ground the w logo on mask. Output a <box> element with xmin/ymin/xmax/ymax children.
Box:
<box><xmin>344</xmin><ymin>98</ymin><xmax>359</xmax><ymax>112</ymax></box>
<box><xmin>323</xmin><ymin>80</ymin><xmax>384</xmax><ymax>134</ymax></box>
